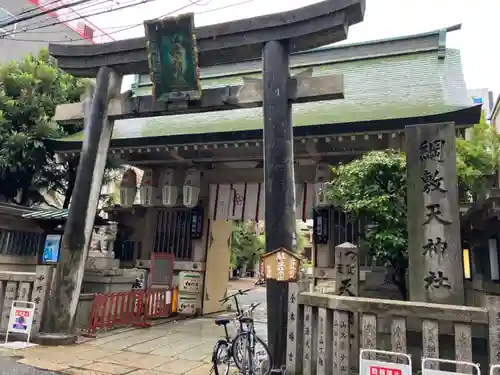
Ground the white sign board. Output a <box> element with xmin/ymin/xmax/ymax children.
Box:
<box><xmin>178</xmin><ymin>271</ymin><xmax>202</xmax><ymax>293</ymax></box>
<box><xmin>360</xmin><ymin>350</ymin><xmax>412</xmax><ymax>375</ymax></box>
<box><xmin>178</xmin><ymin>293</ymin><xmax>199</xmax><ymax>315</ymax></box>
<box><xmin>6</xmin><ymin>301</ymin><xmax>35</xmax><ymax>346</ymax></box>
<box><xmin>422</xmin><ymin>358</ymin><xmax>480</xmax><ymax>375</ymax></box>
<box><xmin>491</xmin><ymin>364</ymin><xmax>500</xmax><ymax>375</ymax></box>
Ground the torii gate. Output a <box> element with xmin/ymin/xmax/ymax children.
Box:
<box><xmin>43</xmin><ymin>0</ymin><xmax>365</xmax><ymax>368</ymax></box>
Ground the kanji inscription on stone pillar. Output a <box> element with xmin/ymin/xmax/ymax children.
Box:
<box><xmin>405</xmin><ymin>122</ymin><xmax>464</xmax><ymax>305</ymax></box>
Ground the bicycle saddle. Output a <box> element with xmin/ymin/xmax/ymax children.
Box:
<box><xmin>239</xmin><ymin>316</ymin><xmax>253</xmax><ymax>324</ymax></box>
<box><xmin>215</xmin><ymin>318</ymin><xmax>231</xmax><ymax>326</ymax></box>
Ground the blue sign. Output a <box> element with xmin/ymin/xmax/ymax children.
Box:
<box><xmin>42</xmin><ymin>234</ymin><xmax>61</xmax><ymax>264</ymax></box>
<box><xmin>472</xmin><ymin>96</ymin><xmax>483</xmax><ymax>104</ymax></box>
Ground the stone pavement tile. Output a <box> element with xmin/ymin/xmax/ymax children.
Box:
<box><xmin>176</xmin><ymin>344</ymin><xmax>214</xmax><ymax>361</ymax></box>
<box><xmin>18</xmin><ymin>357</ymin><xmax>70</xmax><ymax>372</ymax></box>
<box><xmin>62</xmin><ymin>368</ymin><xmax>109</xmax><ymax>375</ymax></box>
<box><xmin>99</xmin><ymin>351</ymin><xmax>173</xmax><ymax>369</ymax></box>
<box><xmin>128</xmin><ymin>354</ymin><xmax>173</xmax><ymax>369</ymax></box>
<box><xmin>184</xmin><ymin>363</ymin><xmax>213</xmax><ymax>375</ymax></box>
<box><xmin>81</xmin><ymin>361</ymin><xmax>138</xmax><ymax>374</ymax></box>
<box><xmin>87</xmin><ymin>330</ymin><xmax>151</xmax><ymax>347</ymax></box>
<box><xmin>98</xmin><ymin>350</ymin><xmax>149</xmax><ymax>365</ymax></box>
<box><xmin>70</xmin><ymin>348</ymin><xmax>121</xmax><ymax>362</ymax></box>
<box><xmin>128</xmin><ymin>370</ymin><xmax>176</xmax><ymax>375</ymax></box>
<box><xmin>154</xmin><ymin>359</ymin><xmax>204</xmax><ymax>374</ymax></box>
<box><xmin>127</xmin><ymin>337</ymin><xmax>176</xmax><ymax>354</ymax></box>
<box><xmin>150</xmin><ymin>341</ymin><xmax>204</xmax><ymax>358</ymax></box>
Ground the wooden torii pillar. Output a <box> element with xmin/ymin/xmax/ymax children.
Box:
<box><xmin>43</xmin><ymin>1</ymin><xmax>365</xmax><ymax>363</ymax></box>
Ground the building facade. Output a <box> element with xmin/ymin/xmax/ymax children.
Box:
<box><xmin>0</xmin><ymin>0</ymin><xmax>111</xmax><ymax>63</ymax></box>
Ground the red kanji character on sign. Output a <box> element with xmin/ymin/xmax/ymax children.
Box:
<box><xmin>370</xmin><ymin>366</ymin><xmax>401</xmax><ymax>375</ymax></box>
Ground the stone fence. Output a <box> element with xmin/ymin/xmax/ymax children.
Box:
<box><xmin>0</xmin><ymin>266</ymin><xmax>52</xmax><ymax>336</ymax></box>
<box><xmin>286</xmin><ymin>286</ymin><xmax>500</xmax><ymax>375</ymax></box>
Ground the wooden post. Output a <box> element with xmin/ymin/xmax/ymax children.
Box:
<box><xmin>263</xmin><ymin>39</ymin><xmax>296</xmax><ymax>370</ymax></box>
<box><xmin>41</xmin><ymin>67</ymin><xmax>122</xmax><ymax>338</ymax></box>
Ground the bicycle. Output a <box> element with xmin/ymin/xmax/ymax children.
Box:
<box><xmin>211</xmin><ymin>290</ymin><xmax>272</xmax><ymax>375</ymax></box>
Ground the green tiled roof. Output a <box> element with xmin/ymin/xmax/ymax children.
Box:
<box><xmin>22</xmin><ymin>209</ymin><xmax>69</xmax><ymax>220</ymax></box>
<box><xmin>57</xmin><ymin>48</ymin><xmax>472</xmax><ymax>143</ymax></box>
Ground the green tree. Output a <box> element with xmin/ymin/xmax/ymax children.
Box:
<box><xmin>0</xmin><ymin>49</ymin><xmax>120</xmax><ymax>208</ymax></box>
<box><xmin>230</xmin><ymin>221</ymin><xmax>263</xmax><ymax>270</ymax></box>
<box><xmin>0</xmin><ymin>49</ymin><xmax>87</xmax><ymax>206</ymax></box>
<box><xmin>327</xmin><ymin>120</ymin><xmax>498</xmax><ymax>299</ymax></box>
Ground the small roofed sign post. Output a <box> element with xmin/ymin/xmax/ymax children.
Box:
<box><xmin>144</xmin><ymin>13</ymin><xmax>202</xmax><ymax>102</ymax></box>
<box><xmin>260</xmin><ymin>248</ymin><xmax>302</xmax><ymax>282</ymax></box>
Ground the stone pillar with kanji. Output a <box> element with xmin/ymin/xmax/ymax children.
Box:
<box><xmin>405</xmin><ymin>122</ymin><xmax>464</xmax><ymax>305</ymax></box>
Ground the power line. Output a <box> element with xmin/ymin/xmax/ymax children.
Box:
<box><xmin>12</xmin><ymin>0</ymin><xmax>119</xmax><ymax>33</ymax></box>
<box><xmin>1</xmin><ymin>0</ymin><xmax>151</xmax><ymax>39</ymax></box>
<box><xmin>20</xmin><ymin>0</ymin><xmax>253</xmax><ymax>34</ymax></box>
<box><xmin>0</xmin><ymin>0</ymin><xmax>66</xmax><ymax>24</ymax></box>
<box><xmin>0</xmin><ymin>0</ymin><xmax>95</xmax><ymax>29</ymax></box>
<box><xmin>4</xmin><ymin>0</ymin><xmax>251</xmax><ymax>43</ymax></box>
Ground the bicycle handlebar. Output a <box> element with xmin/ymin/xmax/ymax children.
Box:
<box><xmin>219</xmin><ymin>288</ymin><xmax>253</xmax><ymax>303</ymax></box>
<box><xmin>248</xmin><ymin>302</ymin><xmax>261</xmax><ymax>311</ymax></box>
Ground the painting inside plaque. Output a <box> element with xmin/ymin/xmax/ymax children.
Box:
<box><xmin>144</xmin><ymin>13</ymin><xmax>202</xmax><ymax>102</ymax></box>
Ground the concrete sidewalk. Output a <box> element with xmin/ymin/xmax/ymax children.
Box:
<box><xmin>6</xmin><ymin>283</ymin><xmax>268</xmax><ymax>374</ymax></box>
<box><xmin>10</xmin><ymin>313</ymin><xmax>267</xmax><ymax>374</ymax></box>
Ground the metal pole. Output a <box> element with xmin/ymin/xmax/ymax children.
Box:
<box><xmin>263</xmin><ymin>39</ymin><xmax>296</xmax><ymax>370</ymax></box>
<box><xmin>42</xmin><ymin>67</ymin><xmax>115</xmax><ymax>337</ymax></box>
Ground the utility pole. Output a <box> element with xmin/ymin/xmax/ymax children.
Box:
<box><xmin>263</xmin><ymin>39</ymin><xmax>296</xmax><ymax>371</ymax></box>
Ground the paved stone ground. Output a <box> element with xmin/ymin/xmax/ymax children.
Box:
<box><xmin>8</xmin><ymin>285</ymin><xmax>268</xmax><ymax>375</ymax></box>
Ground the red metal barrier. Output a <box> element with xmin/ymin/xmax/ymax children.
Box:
<box><xmin>144</xmin><ymin>288</ymin><xmax>178</xmax><ymax>320</ymax></box>
<box><xmin>85</xmin><ymin>287</ymin><xmax>178</xmax><ymax>337</ymax></box>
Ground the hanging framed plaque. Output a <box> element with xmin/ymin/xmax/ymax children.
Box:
<box><xmin>144</xmin><ymin>13</ymin><xmax>202</xmax><ymax>102</ymax></box>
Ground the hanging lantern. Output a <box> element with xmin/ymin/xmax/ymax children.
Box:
<box><xmin>161</xmin><ymin>168</ymin><xmax>179</xmax><ymax>207</ymax></box>
<box><xmin>314</xmin><ymin>164</ymin><xmax>330</xmax><ymax>208</ymax></box>
<box><xmin>183</xmin><ymin>169</ymin><xmax>201</xmax><ymax>208</ymax></box>
<box><xmin>119</xmin><ymin>169</ymin><xmax>137</xmax><ymax>207</ymax></box>
<box><xmin>139</xmin><ymin>169</ymin><xmax>154</xmax><ymax>206</ymax></box>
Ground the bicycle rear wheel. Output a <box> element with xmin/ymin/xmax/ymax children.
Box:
<box><xmin>211</xmin><ymin>339</ymin><xmax>231</xmax><ymax>375</ymax></box>
<box><xmin>232</xmin><ymin>332</ymin><xmax>272</xmax><ymax>375</ymax></box>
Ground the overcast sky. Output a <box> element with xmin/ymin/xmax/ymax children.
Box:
<box><xmin>86</xmin><ymin>0</ymin><xmax>498</xmax><ymax>99</ymax></box>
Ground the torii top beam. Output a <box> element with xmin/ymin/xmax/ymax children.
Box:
<box><xmin>48</xmin><ymin>0</ymin><xmax>365</xmax><ymax>77</ymax></box>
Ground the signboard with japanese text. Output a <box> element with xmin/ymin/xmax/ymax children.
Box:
<box><xmin>149</xmin><ymin>252</ymin><xmax>174</xmax><ymax>287</ymax></box>
<box><xmin>260</xmin><ymin>248</ymin><xmax>301</xmax><ymax>282</ymax></box>
<box><xmin>421</xmin><ymin>358</ymin><xmax>480</xmax><ymax>375</ymax></box>
<box><xmin>144</xmin><ymin>13</ymin><xmax>201</xmax><ymax>102</ymax></box>
<box><xmin>5</xmin><ymin>301</ymin><xmax>35</xmax><ymax>345</ymax></box>
<box><xmin>178</xmin><ymin>271</ymin><xmax>202</xmax><ymax>293</ymax></box>
<box><xmin>359</xmin><ymin>350</ymin><xmax>412</xmax><ymax>375</ymax></box>
<box><xmin>178</xmin><ymin>293</ymin><xmax>198</xmax><ymax>315</ymax></box>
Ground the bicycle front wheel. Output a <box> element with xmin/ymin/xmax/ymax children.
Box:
<box><xmin>211</xmin><ymin>339</ymin><xmax>231</xmax><ymax>375</ymax></box>
<box><xmin>232</xmin><ymin>332</ymin><xmax>272</xmax><ymax>375</ymax></box>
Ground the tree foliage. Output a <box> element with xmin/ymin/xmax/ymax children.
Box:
<box><xmin>230</xmin><ymin>221</ymin><xmax>308</xmax><ymax>270</ymax></box>
<box><xmin>0</xmin><ymin>49</ymin><xmax>119</xmax><ymax>207</ymax></box>
<box><xmin>327</xmin><ymin>119</ymin><xmax>498</xmax><ymax>299</ymax></box>
<box><xmin>0</xmin><ymin>49</ymin><xmax>88</xmax><ymax>206</ymax></box>
<box><xmin>230</xmin><ymin>221</ymin><xmax>264</xmax><ymax>269</ymax></box>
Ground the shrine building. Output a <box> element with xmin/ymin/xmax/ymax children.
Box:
<box><xmin>49</xmin><ymin>25</ymin><xmax>481</xmax><ymax>313</ymax></box>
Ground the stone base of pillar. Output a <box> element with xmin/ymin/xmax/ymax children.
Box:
<box><xmin>82</xmin><ymin>268</ymin><xmax>137</xmax><ymax>294</ymax></box>
<box><xmin>35</xmin><ymin>332</ymin><xmax>78</xmax><ymax>346</ymax></box>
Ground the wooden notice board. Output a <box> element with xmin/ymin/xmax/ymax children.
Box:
<box><xmin>260</xmin><ymin>247</ymin><xmax>302</xmax><ymax>282</ymax></box>
<box><xmin>149</xmin><ymin>252</ymin><xmax>175</xmax><ymax>287</ymax></box>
